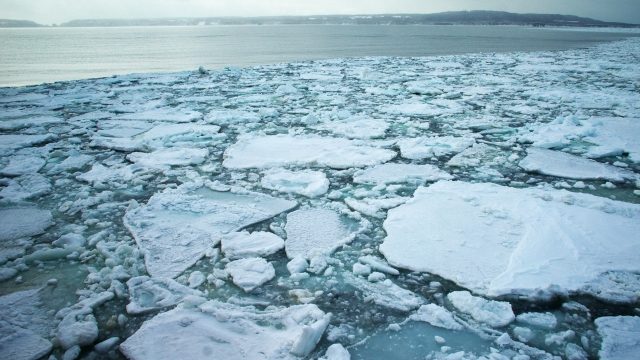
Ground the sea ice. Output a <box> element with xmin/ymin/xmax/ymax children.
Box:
<box><xmin>315</xmin><ymin>116</ymin><xmax>389</xmax><ymax>139</ymax></box>
<box><xmin>343</xmin><ymin>273</ymin><xmax>423</xmax><ymax>312</ymax></box>
<box><xmin>353</xmin><ymin>163</ymin><xmax>452</xmax><ymax>185</ymax></box>
<box><xmin>0</xmin><ymin>174</ymin><xmax>51</xmax><ymax>201</ymax></box>
<box><xmin>261</xmin><ymin>168</ymin><xmax>330</xmax><ymax>198</ymax></box>
<box><xmin>0</xmin><ymin>134</ymin><xmax>57</xmax><ymax>154</ymax></box>
<box><xmin>380</xmin><ymin>181</ymin><xmax>640</xmax><ymax>297</ymax></box>
<box><xmin>409</xmin><ymin>304</ymin><xmax>464</xmax><ymax>330</ymax></box>
<box><xmin>398</xmin><ymin>136</ymin><xmax>475</xmax><ymax>160</ymax></box>
<box><xmin>447</xmin><ymin>291</ymin><xmax>515</xmax><ymax>327</ymax></box>
<box><xmin>120</xmin><ymin>300</ymin><xmax>330</xmax><ymax>359</ymax></box>
<box><xmin>221</xmin><ymin>231</ymin><xmax>285</xmax><ymax>260</ymax></box>
<box><xmin>126</xmin><ymin>276</ymin><xmax>203</xmax><ymax>314</ymax></box>
<box><xmin>225</xmin><ymin>257</ymin><xmax>276</xmax><ymax>292</ymax></box>
<box><xmin>0</xmin><ymin>208</ymin><xmax>52</xmax><ymax>241</ymax></box>
<box><xmin>0</xmin><ymin>154</ymin><xmax>46</xmax><ymax>176</ymax></box>
<box><xmin>127</xmin><ymin>148</ymin><xmax>209</xmax><ymax>169</ymax></box>
<box><xmin>124</xmin><ymin>184</ymin><xmax>296</xmax><ymax>278</ymax></box>
<box><xmin>519</xmin><ymin>147</ymin><xmax>636</xmax><ymax>182</ymax></box>
<box><xmin>584</xmin><ymin>117</ymin><xmax>640</xmax><ymax>163</ymax></box>
<box><xmin>516</xmin><ymin>312</ymin><xmax>557</xmax><ymax>329</ymax></box>
<box><xmin>595</xmin><ymin>316</ymin><xmax>640</xmax><ymax>360</ymax></box>
<box><xmin>284</xmin><ymin>209</ymin><xmax>354</xmax><ymax>259</ymax></box>
<box><xmin>223</xmin><ymin>135</ymin><xmax>396</xmax><ymax>169</ymax></box>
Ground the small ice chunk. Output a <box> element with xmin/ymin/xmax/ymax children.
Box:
<box><xmin>513</xmin><ymin>327</ymin><xmax>535</xmax><ymax>343</ymax></box>
<box><xmin>595</xmin><ymin>316</ymin><xmax>640</xmax><ymax>360</ymax></box>
<box><xmin>284</xmin><ymin>209</ymin><xmax>354</xmax><ymax>259</ymax></box>
<box><xmin>315</xmin><ymin>116</ymin><xmax>389</xmax><ymax>139</ymax></box>
<box><xmin>398</xmin><ymin>136</ymin><xmax>475</xmax><ymax>160</ymax></box>
<box><xmin>344</xmin><ymin>273</ymin><xmax>423</xmax><ymax>312</ymax></box>
<box><xmin>225</xmin><ymin>257</ymin><xmax>275</xmax><ymax>292</ymax></box>
<box><xmin>516</xmin><ymin>312</ymin><xmax>557</xmax><ymax>329</ymax></box>
<box><xmin>94</xmin><ymin>337</ymin><xmax>119</xmax><ymax>353</ymax></box>
<box><xmin>223</xmin><ymin>135</ymin><xmax>396</xmax><ymax>169</ymax></box>
<box><xmin>352</xmin><ymin>263</ymin><xmax>372</xmax><ymax>276</ymax></box>
<box><xmin>320</xmin><ymin>343</ymin><xmax>351</xmax><ymax>360</ymax></box>
<box><xmin>261</xmin><ymin>168</ymin><xmax>329</xmax><ymax>197</ymax></box>
<box><xmin>188</xmin><ymin>271</ymin><xmax>206</xmax><ymax>288</ymax></box>
<box><xmin>127</xmin><ymin>148</ymin><xmax>209</xmax><ymax>169</ymax></box>
<box><xmin>353</xmin><ymin>163</ymin><xmax>452</xmax><ymax>185</ymax></box>
<box><xmin>519</xmin><ymin>147</ymin><xmax>636</xmax><ymax>182</ymax></box>
<box><xmin>52</xmin><ymin>233</ymin><xmax>86</xmax><ymax>249</ymax></box>
<box><xmin>126</xmin><ymin>276</ymin><xmax>203</xmax><ymax>314</ymax></box>
<box><xmin>287</xmin><ymin>257</ymin><xmax>309</xmax><ymax>274</ymax></box>
<box><xmin>583</xmin><ymin>117</ymin><xmax>640</xmax><ymax>163</ymax></box>
<box><xmin>0</xmin><ymin>134</ymin><xmax>57</xmax><ymax>154</ymax></box>
<box><xmin>409</xmin><ymin>303</ymin><xmax>463</xmax><ymax>330</ymax></box>
<box><xmin>447</xmin><ymin>291</ymin><xmax>514</xmax><ymax>327</ymax></box>
<box><xmin>221</xmin><ymin>231</ymin><xmax>285</xmax><ymax>259</ymax></box>
<box><xmin>0</xmin><ymin>174</ymin><xmax>51</xmax><ymax>201</ymax></box>
<box><xmin>0</xmin><ymin>154</ymin><xmax>45</xmax><ymax>176</ymax></box>
<box><xmin>358</xmin><ymin>256</ymin><xmax>399</xmax><ymax>276</ymax></box>
<box><xmin>120</xmin><ymin>300</ymin><xmax>330</xmax><ymax>359</ymax></box>
<box><xmin>0</xmin><ymin>208</ymin><xmax>52</xmax><ymax>241</ymax></box>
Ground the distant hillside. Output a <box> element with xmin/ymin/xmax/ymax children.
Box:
<box><xmin>0</xmin><ymin>19</ymin><xmax>43</xmax><ymax>28</ymax></box>
<box><xmin>61</xmin><ymin>11</ymin><xmax>638</xmax><ymax>27</ymax></box>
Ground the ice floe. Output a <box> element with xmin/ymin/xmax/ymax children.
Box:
<box><xmin>223</xmin><ymin>135</ymin><xmax>396</xmax><ymax>169</ymax></box>
<box><xmin>0</xmin><ymin>208</ymin><xmax>52</xmax><ymax>241</ymax></box>
<box><xmin>353</xmin><ymin>163</ymin><xmax>452</xmax><ymax>185</ymax></box>
<box><xmin>284</xmin><ymin>209</ymin><xmax>355</xmax><ymax>259</ymax></box>
<box><xmin>221</xmin><ymin>231</ymin><xmax>285</xmax><ymax>259</ymax></box>
<box><xmin>398</xmin><ymin>136</ymin><xmax>475</xmax><ymax>160</ymax></box>
<box><xmin>595</xmin><ymin>316</ymin><xmax>640</xmax><ymax>360</ymax></box>
<box><xmin>225</xmin><ymin>257</ymin><xmax>276</xmax><ymax>291</ymax></box>
<box><xmin>124</xmin><ymin>184</ymin><xmax>296</xmax><ymax>278</ymax></box>
<box><xmin>125</xmin><ymin>276</ymin><xmax>202</xmax><ymax>314</ymax></box>
<box><xmin>120</xmin><ymin>300</ymin><xmax>330</xmax><ymax>359</ymax></box>
<box><xmin>380</xmin><ymin>181</ymin><xmax>640</xmax><ymax>297</ymax></box>
<box><xmin>261</xmin><ymin>168</ymin><xmax>330</xmax><ymax>197</ymax></box>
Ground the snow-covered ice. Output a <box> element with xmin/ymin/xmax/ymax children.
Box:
<box><xmin>261</xmin><ymin>168</ymin><xmax>330</xmax><ymax>197</ymax></box>
<box><xmin>0</xmin><ymin>208</ymin><xmax>52</xmax><ymax>241</ymax></box>
<box><xmin>120</xmin><ymin>300</ymin><xmax>330</xmax><ymax>360</ymax></box>
<box><xmin>284</xmin><ymin>209</ymin><xmax>355</xmax><ymax>259</ymax></box>
<box><xmin>225</xmin><ymin>257</ymin><xmax>276</xmax><ymax>291</ymax></box>
<box><xmin>126</xmin><ymin>276</ymin><xmax>203</xmax><ymax>314</ymax></box>
<box><xmin>380</xmin><ymin>181</ymin><xmax>640</xmax><ymax>297</ymax></box>
<box><xmin>124</xmin><ymin>184</ymin><xmax>296</xmax><ymax>278</ymax></box>
<box><xmin>223</xmin><ymin>135</ymin><xmax>396</xmax><ymax>169</ymax></box>
<box><xmin>352</xmin><ymin>163</ymin><xmax>452</xmax><ymax>185</ymax></box>
<box><xmin>398</xmin><ymin>136</ymin><xmax>475</xmax><ymax>159</ymax></box>
<box><xmin>595</xmin><ymin>316</ymin><xmax>640</xmax><ymax>360</ymax></box>
<box><xmin>447</xmin><ymin>291</ymin><xmax>515</xmax><ymax>327</ymax></box>
<box><xmin>221</xmin><ymin>231</ymin><xmax>285</xmax><ymax>259</ymax></box>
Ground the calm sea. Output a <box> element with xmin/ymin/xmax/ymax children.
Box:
<box><xmin>0</xmin><ymin>25</ymin><xmax>635</xmax><ymax>87</ymax></box>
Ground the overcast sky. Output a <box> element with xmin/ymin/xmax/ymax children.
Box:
<box><xmin>1</xmin><ymin>0</ymin><xmax>639</xmax><ymax>25</ymax></box>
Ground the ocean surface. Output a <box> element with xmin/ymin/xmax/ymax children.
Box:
<box><xmin>0</xmin><ymin>25</ymin><xmax>636</xmax><ymax>87</ymax></box>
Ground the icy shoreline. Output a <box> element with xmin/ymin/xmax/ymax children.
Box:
<box><xmin>1</xmin><ymin>38</ymin><xmax>640</xmax><ymax>359</ymax></box>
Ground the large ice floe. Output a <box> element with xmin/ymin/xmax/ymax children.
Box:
<box><xmin>1</xmin><ymin>36</ymin><xmax>640</xmax><ymax>359</ymax></box>
<box><xmin>381</xmin><ymin>181</ymin><xmax>640</xmax><ymax>297</ymax></box>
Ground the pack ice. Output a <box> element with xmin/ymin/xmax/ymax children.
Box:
<box><xmin>380</xmin><ymin>181</ymin><xmax>640</xmax><ymax>297</ymax></box>
<box><xmin>124</xmin><ymin>183</ymin><xmax>296</xmax><ymax>278</ymax></box>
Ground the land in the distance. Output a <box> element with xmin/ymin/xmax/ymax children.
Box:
<box><xmin>1</xmin><ymin>10</ymin><xmax>638</xmax><ymax>28</ymax></box>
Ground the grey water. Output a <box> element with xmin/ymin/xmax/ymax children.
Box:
<box><xmin>0</xmin><ymin>24</ymin><xmax>634</xmax><ymax>87</ymax></box>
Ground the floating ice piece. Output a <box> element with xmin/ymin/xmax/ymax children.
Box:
<box><xmin>517</xmin><ymin>116</ymin><xmax>592</xmax><ymax>149</ymax></box>
<box><xmin>447</xmin><ymin>143</ymin><xmax>506</xmax><ymax>168</ymax></box>
<box><xmin>0</xmin><ymin>174</ymin><xmax>51</xmax><ymax>201</ymax></box>
<box><xmin>223</xmin><ymin>135</ymin><xmax>396</xmax><ymax>169</ymax></box>
<box><xmin>516</xmin><ymin>312</ymin><xmax>557</xmax><ymax>330</ymax></box>
<box><xmin>50</xmin><ymin>154</ymin><xmax>93</xmax><ymax>173</ymax></box>
<box><xmin>344</xmin><ymin>273</ymin><xmax>423</xmax><ymax>312</ymax></box>
<box><xmin>226</xmin><ymin>257</ymin><xmax>275</xmax><ymax>292</ymax></box>
<box><xmin>584</xmin><ymin>117</ymin><xmax>640</xmax><ymax>163</ymax></box>
<box><xmin>261</xmin><ymin>168</ymin><xmax>329</xmax><ymax>198</ymax></box>
<box><xmin>91</xmin><ymin>124</ymin><xmax>220</xmax><ymax>151</ymax></box>
<box><xmin>116</xmin><ymin>108</ymin><xmax>202</xmax><ymax>123</ymax></box>
<box><xmin>221</xmin><ymin>231</ymin><xmax>284</xmax><ymax>260</ymax></box>
<box><xmin>284</xmin><ymin>209</ymin><xmax>354</xmax><ymax>259</ymax></box>
<box><xmin>595</xmin><ymin>316</ymin><xmax>640</xmax><ymax>360</ymax></box>
<box><xmin>124</xmin><ymin>184</ymin><xmax>296</xmax><ymax>278</ymax></box>
<box><xmin>126</xmin><ymin>276</ymin><xmax>202</xmax><ymax>314</ymax></box>
<box><xmin>447</xmin><ymin>291</ymin><xmax>514</xmax><ymax>327</ymax></box>
<box><xmin>581</xmin><ymin>271</ymin><xmax>640</xmax><ymax>304</ymax></box>
<box><xmin>205</xmin><ymin>109</ymin><xmax>260</xmax><ymax>125</ymax></box>
<box><xmin>315</xmin><ymin>116</ymin><xmax>389</xmax><ymax>139</ymax></box>
<box><xmin>409</xmin><ymin>304</ymin><xmax>464</xmax><ymax>330</ymax></box>
<box><xmin>398</xmin><ymin>136</ymin><xmax>475</xmax><ymax>160</ymax></box>
<box><xmin>0</xmin><ymin>134</ymin><xmax>57</xmax><ymax>154</ymax></box>
<box><xmin>0</xmin><ymin>289</ymin><xmax>54</xmax><ymax>360</ymax></box>
<box><xmin>320</xmin><ymin>343</ymin><xmax>351</xmax><ymax>360</ymax></box>
<box><xmin>0</xmin><ymin>116</ymin><xmax>62</xmax><ymax>131</ymax></box>
<box><xmin>0</xmin><ymin>208</ymin><xmax>52</xmax><ymax>241</ymax></box>
<box><xmin>344</xmin><ymin>197</ymin><xmax>409</xmax><ymax>218</ymax></box>
<box><xmin>519</xmin><ymin>147</ymin><xmax>636</xmax><ymax>182</ymax></box>
<box><xmin>77</xmin><ymin>163</ymin><xmax>147</xmax><ymax>185</ymax></box>
<box><xmin>120</xmin><ymin>300</ymin><xmax>330</xmax><ymax>360</ymax></box>
<box><xmin>380</xmin><ymin>181</ymin><xmax>640</xmax><ymax>297</ymax></box>
<box><xmin>358</xmin><ymin>256</ymin><xmax>399</xmax><ymax>276</ymax></box>
<box><xmin>127</xmin><ymin>148</ymin><xmax>209</xmax><ymax>169</ymax></box>
<box><xmin>0</xmin><ymin>154</ymin><xmax>45</xmax><ymax>176</ymax></box>
<box><xmin>380</xmin><ymin>101</ymin><xmax>462</xmax><ymax>117</ymax></box>
<box><xmin>353</xmin><ymin>163</ymin><xmax>452</xmax><ymax>185</ymax></box>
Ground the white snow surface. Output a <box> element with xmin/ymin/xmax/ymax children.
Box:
<box><xmin>124</xmin><ymin>183</ymin><xmax>296</xmax><ymax>278</ymax></box>
<box><xmin>584</xmin><ymin>117</ymin><xmax>640</xmax><ymax>163</ymax></box>
<box><xmin>519</xmin><ymin>147</ymin><xmax>637</xmax><ymax>182</ymax></box>
<box><xmin>221</xmin><ymin>231</ymin><xmax>285</xmax><ymax>260</ymax></box>
<box><xmin>409</xmin><ymin>304</ymin><xmax>464</xmax><ymax>330</ymax></box>
<box><xmin>284</xmin><ymin>209</ymin><xmax>354</xmax><ymax>259</ymax></box>
<box><xmin>127</xmin><ymin>148</ymin><xmax>209</xmax><ymax>169</ymax></box>
<box><xmin>225</xmin><ymin>257</ymin><xmax>276</xmax><ymax>292</ymax></box>
<box><xmin>223</xmin><ymin>135</ymin><xmax>396</xmax><ymax>169</ymax></box>
<box><xmin>398</xmin><ymin>136</ymin><xmax>475</xmax><ymax>159</ymax></box>
<box><xmin>261</xmin><ymin>168</ymin><xmax>330</xmax><ymax>197</ymax></box>
<box><xmin>353</xmin><ymin>163</ymin><xmax>453</xmax><ymax>185</ymax></box>
<box><xmin>126</xmin><ymin>276</ymin><xmax>203</xmax><ymax>314</ymax></box>
<box><xmin>447</xmin><ymin>291</ymin><xmax>515</xmax><ymax>327</ymax></box>
<box><xmin>380</xmin><ymin>181</ymin><xmax>640</xmax><ymax>297</ymax></box>
<box><xmin>0</xmin><ymin>208</ymin><xmax>53</xmax><ymax>241</ymax></box>
<box><xmin>595</xmin><ymin>316</ymin><xmax>640</xmax><ymax>360</ymax></box>
<box><xmin>120</xmin><ymin>300</ymin><xmax>330</xmax><ymax>360</ymax></box>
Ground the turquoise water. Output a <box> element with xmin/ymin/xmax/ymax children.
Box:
<box><xmin>0</xmin><ymin>25</ymin><xmax>634</xmax><ymax>87</ymax></box>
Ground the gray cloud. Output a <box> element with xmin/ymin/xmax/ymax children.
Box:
<box><xmin>0</xmin><ymin>0</ymin><xmax>638</xmax><ymax>25</ymax></box>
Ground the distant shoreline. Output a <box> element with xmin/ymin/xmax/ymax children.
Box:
<box><xmin>1</xmin><ymin>10</ymin><xmax>639</xmax><ymax>28</ymax></box>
